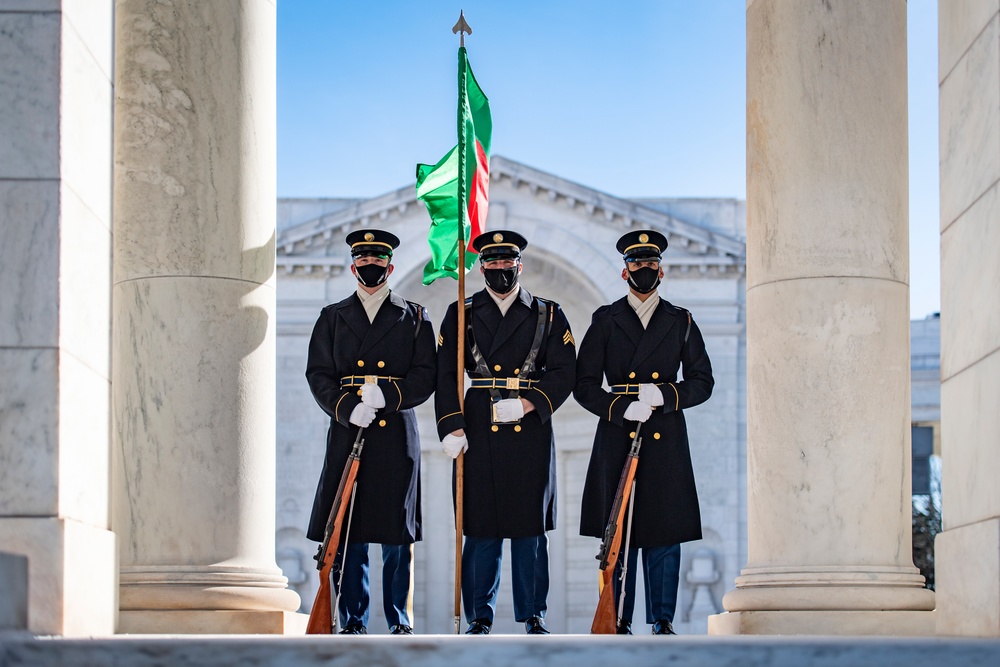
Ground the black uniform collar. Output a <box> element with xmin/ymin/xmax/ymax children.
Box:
<box><xmin>332</xmin><ymin>290</ymin><xmax>407</xmax><ymax>354</ymax></box>
<box><xmin>472</xmin><ymin>287</ymin><xmax>534</xmax><ymax>356</ymax></box>
<box><xmin>610</xmin><ymin>295</ymin><xmax>680</xmax><ymax>369</ymax></box>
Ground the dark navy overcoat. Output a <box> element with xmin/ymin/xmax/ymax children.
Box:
<box><xmin>306</xmin><ymin>291</ymin><xmax>436</xmax><ymax>545</ymax></box>
<box><xmin>576</xmin><ymin>297</ymin><xmax>714</xmax><ymax>548</ymax></box>
<box><xmin>436</xmin><ymin>288</ymin><xmax>576</xmax><ymax>539</ymax></box>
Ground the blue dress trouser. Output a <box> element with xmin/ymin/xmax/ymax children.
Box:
<box><xmin>333</xmin><ymin>542</ymin><xmax>412</xmax><ymax>629</ymax></box>
<box><xmin>611</xmin><ymin>543</ymin><xmax>681</xmax><ymax>625</ymax></box>
<box><xmin>462</xmin><ymin>534</ymin><xmax>549</xmax><ymax>624</ymax></box>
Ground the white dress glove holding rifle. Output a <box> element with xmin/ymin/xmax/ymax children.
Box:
<box><xmin>623</xmin><ymin>401</ymin><xmax>652</xmax><ymax>423</ymax></box>
<box><xmin>349</xmin><ymin>403</ymin><xmax>377</xmax><ymax>427</ymax></box>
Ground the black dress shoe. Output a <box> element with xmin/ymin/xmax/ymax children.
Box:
<box><xmin>338</xmin><ymin>623</ymin><xmax>367</xmax><ymax>635</ymax></box>
<box><xmin>524</xmin><ymin>616</ymin><xmax>550</xmax><ymax>635</ymax></box>
<box><xmin>652</xmin><ymin>619</ymin><xmax>676</xmax><ymax>635</ymax></box>
<box><xmin>465</xmin><ymin>618</ymin><xmax>492</xmax><ymax>635</ymax></box>
<box><xmin>390</xmin><ymin>624</ymin><xmax>413</xmax><ymax>635</ymax></box>
<box><xmin>616</xmin><ymin>621</ymin><xmax>632</xmax><ymax>635</ymax></box>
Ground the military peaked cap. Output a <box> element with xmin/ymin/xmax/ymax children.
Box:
<box><xmin>472</xmin><ymin>229</ymin><xmax>528</xmax><ymax>261</ymax></box>
<box><xmin>346</xmin><ymin>229</ymin><xmax>400</xmax><ymax>258</ymax></box>
<box><xmin>616</xmin><ymin>229</ymin><xmax>668</xmax><ymax>261</ymax></box>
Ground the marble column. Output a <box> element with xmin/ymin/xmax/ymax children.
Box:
<box><xmin>710</xmin><ymin>0</ymin><xmax>934</xmax><ymax>635</ymax></box>
<box><xmin>0</xmin><ymin>2</ymin><xmax>117</xmax><ymax>636</ymax></box>
<box><xmin>113</xmin><ymin>0</ymin><xmax>301</xmax><ymax>633</ymax></box>
<box><xmin>935</xmin><ymin>1</ymin><xmax>1000</xmax><ymax>637</ymax></box>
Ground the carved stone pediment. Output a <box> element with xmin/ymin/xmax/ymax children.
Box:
<box><xmin>277</xmin><ymin>155</ymin><xmax>746</xmax><ymax>279</ymax></box>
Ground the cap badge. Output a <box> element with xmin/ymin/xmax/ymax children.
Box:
<box><xmin>364</xmin><ymin>232</ymin><xmax>374</xmax><ymax>242</ymax></box>
<box><xmin>493</xmin><ymin>233</ymin><xmax>503</xmax><ymax>243</ymax></box>
<box><xmin>639</xmin><ymin>233</ymin><xmax>649</xmax><ymax>243</ymax></box>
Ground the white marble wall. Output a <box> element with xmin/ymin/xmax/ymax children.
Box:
<box><xmin>112</xmin><ymin>0</ymin><xmax>299</xmax><ymax>632</ymax></box>
<box><xmin>935</xmin><ymin>0</ymin><xmax>1000</xmax><ymax>638</ymax></box>
<box><xmin>275</xmin><ymin>187</ymin><xmax>747</xmax><ymax>634</ymax></box>
<box><xmin>0</xmin><ymin>1</ymin><xmax>117</xmax><ymax>636</ymax></box>
<box><xmin>714</xmin><ymin>0</ymin><xmax>933</xmax><ymax>635</ymax></box>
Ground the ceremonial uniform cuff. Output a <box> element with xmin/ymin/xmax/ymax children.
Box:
<box><xmin>436</xmin><ymin>411</ymin><xmax>466</xmax><ymax>440</ymax></box>
<box><xmin>334</xmin><ymin>390</ymin><xmax>363</xmax><ymax>427</ymax></box>
<box><xmin>525</xmin><ymin>386</ymin><xmax>554</xmax><ymax>423</ymax></box>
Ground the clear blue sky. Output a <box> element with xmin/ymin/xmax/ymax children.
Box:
<box><xmin>278</xmin><ymin>1</ymin><xmax>940</xmax><ymax>319</ymax></box>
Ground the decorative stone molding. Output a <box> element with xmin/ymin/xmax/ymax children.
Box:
<box><xmin>276</xmin><ymin>155</ymin><xmax>747</xmax><ymax>279</ymax></box>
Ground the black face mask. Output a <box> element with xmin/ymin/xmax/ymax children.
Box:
<box><xmin>483</xmin><ymin>266</ymin><xmax>519</xmax><ymax>295</ymax></box>
<box><xmin>627</xmin><ymin>266</ymin><xmax>660</xmax><ymax>294</ymax></box>
<box><xmin>355</xmin><ymin>263</ymin><xmax>389</xmax><ymax>287</ymax></box>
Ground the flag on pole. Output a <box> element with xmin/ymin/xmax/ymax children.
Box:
<box><xmin>416</xmin><ymin>46</ymin><xmax>492</xmax><ymax>285</ymax></box>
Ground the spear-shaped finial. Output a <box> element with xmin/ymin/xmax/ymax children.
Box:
<box><xmin>452</xmin><ymin>10</ymin><xmax>472</xmax><ymax>47</ymax></box>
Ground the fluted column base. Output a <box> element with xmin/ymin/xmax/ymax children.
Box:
<box><xmin>708</xmin><ymin>610</ymin><xmax>935</xmax><ymax>636</ymax></box>
<box><xmin>711</xmin><ymin>564</ymin><xmax>935</xmax><ymax>635</ymax></box>
<box><xmin>723</xmin><ymin>565</ymin><xmax>935</xmax><ymax>612</ymax></box>
<box><xmin>119</xmin><ymin>610</ymin><xmax>307</xmax><ymax>635</ymax></box>
<box><xmin>120</xmin><ymin>565</ymin><xmax>301</xmax><ymax>614</ymax></box>
<box><xmin>119</xmin><ymin>564</ymin><xmax>303</xmax><ymax>634</ymax></box>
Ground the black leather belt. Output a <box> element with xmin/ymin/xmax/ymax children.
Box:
<box><xmin>609</xmin><ymin>382</ymin><xmax>663</xmax><ymax>395</ymax></box>
<box><xmin>469</xmin><ymin>378</ymin><xmax>536</xmax><ymax>390</ymax></box>
<box><xmin>340</xmin><ymin>375</ymin><xmax>402</xmax><ymax>387</ymax></box>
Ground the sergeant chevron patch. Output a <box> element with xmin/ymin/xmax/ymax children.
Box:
<box><xmin>438</xmin><ymin>333</ymin><xmax>444</xmax><ymax>346</ymax></box>
<box><xmin>563</xmin><ymin>330</ymin><xmax>575</xmax><ymax>346</ymax></box>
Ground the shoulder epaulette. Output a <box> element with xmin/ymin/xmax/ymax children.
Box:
<box><xmin>673</xmin><ymin>305</ymin><xmax>692</xmax><ymax>343</ymax></box>
<box><xmin>406</xmin><ymin>299</ymin><xmax>427</xmax><ymax>338</ymax></box>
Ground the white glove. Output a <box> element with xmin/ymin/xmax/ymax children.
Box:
<box><xmin>349</xmin><ymin>402</ymin><xmax>377</xmax><ymax>427</ymax></box>
<box><xmin>360</xmin><ymin>383</ymin><xmax>386</xmax><ymax>409</ymax></box>
<box><xmin>442</xmin><ymin>432</ymin><xmax>468</xmax><ymax>458</ymax></box>
<box><xmin>623</xmin><ymin>401</ymin><xmax>652</xmax><ymax>423</ymax></box>
<box><xmin>492</xmin><ymin>398</ymin><xmax>525</xmax><ymax>423</ymax></box>
<box><xmin>638</xmin><ymin>383</ymin><xmax>663</xmax><ymax>407</ymax></box>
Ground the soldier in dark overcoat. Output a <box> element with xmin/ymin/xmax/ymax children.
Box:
<box><xmin>576</xmin><ymin>229</ymin><xmax>714</xmax><ymax>636</ymax></box>
<box><xmin>435</xmin><ymin>230</ymin><xmax>576</xmax><ymax>635</ymax></box>
<box><xmin>306</xmin><ymin>229</ymin><xmax>436</xmax><ymax>635</ymax></box>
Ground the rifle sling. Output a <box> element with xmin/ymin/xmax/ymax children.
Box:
<box><xmin>465</xmin><ymin>297</ymin><xmax>549</xmax><ymax>402</ymax></box>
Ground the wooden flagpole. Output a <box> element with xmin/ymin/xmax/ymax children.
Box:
<box><xmin>454</xmin><ymin>239</ymin><xmax>466</xmax><ymax>635</ymax></box>
<box><xmin>451</xmin><ymin>10</ymin><xmax>473</xmax><ymax>635</ymax></box>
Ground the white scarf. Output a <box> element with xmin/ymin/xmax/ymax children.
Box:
<box><xmin>487</xmin><ymin>284</ymin><xmax>521</xmax><ymax>317</ymax></box>
<box><xmin>356</xmin><ymin>283</ymin><xmax>391</xmax><ymax>323</ymax></box>
<box><xmin>627</xmin><ymin>291</ymin><xmax>660</xmax><ymax>329</ymax></box>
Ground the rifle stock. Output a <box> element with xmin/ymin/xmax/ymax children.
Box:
<box><xmin>591</xmin><ymin>425</ymin><xmax>643</xmax><ymax>634</ymax></box>
<box><xmin>305</xmin><ymin>428</ymin><xmax>366</xmax><ymax>635</ymax></box>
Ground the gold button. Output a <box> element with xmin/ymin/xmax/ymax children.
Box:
<box><xmin>379</xmin><ymin>420</ymin><xmax>386</xmax><ymax>427</ymax></box>
<box><xmin>629</xmin><ymin>372</ymin><xmax>635</xmax><ymax>379</ymax></box>
<box><xmin>629</xmin><ymin>432</ymin><xmax>636</xmax><ymax>439</ymax></box>
<box><xmin>378</xmin><ymin>361</ymin><xmax>385</xmax><ymax>368</ymax></box>
<box><xmin>654</xmin><ymin>432</ymin><xmax>661</xmax><ymax>440</ymax></box>
<box><xmin>513</xmin><ymin>368</ymin><xmax>520</xmax><ymax>375</ymax></box>
<box><xmin>514</xmin><ymin>425</ymin><xmax>521</xmax><ymax>433</ymax></box>
<box><xmin>494</xmin><ymin>364</ymin><xmax>502</xmax><ymax>372</ymax></box>
<box><xmin>357</xmin><ymin>389</ymin><xmax>363</xmax><ymax>396</ymax></box>
<box><xmin>491</xmin><ymin>425</ymin><xmax>499</xmax><ymax>432</ymax></box>
<box><xmin>652</xmin><ymin>372</ymin><xmax>659</xmax><ymax>379</ymax></box>
<box><xmin>357</xmin><ymin>360</ymin><xmax>364</xmax><ymax>367</ymax></box>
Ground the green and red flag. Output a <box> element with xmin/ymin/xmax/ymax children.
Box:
<box><xmin>417</xmin><ymin>46</ymin><xmax>492</xmax><ymax>284</ymax></box>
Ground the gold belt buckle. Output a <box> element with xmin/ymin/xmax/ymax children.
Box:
<box><xmin>364</xmin><ymin>374</ymin><xmax>378</xmax><ymax>385</ymax></box>
<box><xmin>505</xmin><ymin>377</ymin><xmax>520</xmax><ymax>390</ymax></box>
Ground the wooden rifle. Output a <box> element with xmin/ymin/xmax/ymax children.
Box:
<box><xmin>591</xmin><ymin>424</ymin><xmax>643</xmax><ymax>634</ymax></box>
<box><xmin>305</xmin><ymin>427</ymin><xmax>366</xmax><ymax>634</ymax></box>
